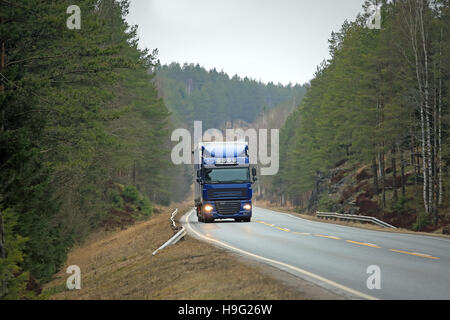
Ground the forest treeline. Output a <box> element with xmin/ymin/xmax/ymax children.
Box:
<box><xmin>155</xmin><ymin>62</ymin><xmax>307</xmax><ymax>129</ymax></box>
<box><xmin>2</xmin><ymin>0</ymin><xmax>448</xmax><ymax>300</ymax></box>
<box><xmin>0</xmin><ymin>0</ymin><xmax>171</xmax><ymax>298</ymax></box>
<box><xmin>269</xmin><ymin>0</ymin><xmax>449</xmax><ymax>226</ymax></box>
<box><xmin>155</xmin><ymin>64</ymin><xmax>307</xmax><ymax>202</ymax></box>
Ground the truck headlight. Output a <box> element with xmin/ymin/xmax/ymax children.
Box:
<box><xmin>243</xmin><ymin>203</ymin><xmax>252</xmax><ymax>211</ymax></box>
<box><xmin>204</xmin><ymin>204</ymin><xmax>214</xmax><ymax>212</ymax></box>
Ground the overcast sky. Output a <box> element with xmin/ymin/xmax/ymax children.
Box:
<box><xmin>126</xmin><ymin>0</ymin><xmax>366</xmax><ymax>85</ymax></box>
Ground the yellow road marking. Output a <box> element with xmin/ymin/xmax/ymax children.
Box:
<box><xmin>389</xmin><ymin>249</ymin><xmax>440</xmax><ymax>260</ymax></box>
<box><xmin>315</xmin><ymin>234</ymin><xmax>341</xmax><ymax>240</ymax></box>
<box><xmin>346</xmin><ymin>240</ymin><xmax>381</xmax><ymax>248</ymax></box>
<box><xmin>249</xmin><ymin>217</ymin><xmax>439</xmax><ymax>260</ymax></box>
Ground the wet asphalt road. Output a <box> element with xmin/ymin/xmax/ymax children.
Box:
<box><xmin>184</xmin><ymin>206</ymin><xmax>450</xmax><ymax>300</ymax></box>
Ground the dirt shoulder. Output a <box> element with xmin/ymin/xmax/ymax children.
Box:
<box><xmin>43</xmin><ymin>204</ymin><xmax>342</xmax><ymax>300</ymax></box>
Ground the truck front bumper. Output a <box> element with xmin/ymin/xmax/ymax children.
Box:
<box><xmin>202</xmin><ymin>200</ymin><xmax>252</xmax><ymax>219</ymax></box>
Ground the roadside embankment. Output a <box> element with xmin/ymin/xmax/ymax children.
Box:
<box><xmin>44</xmin><ymin>204</ymin><xmax>341</xmax><ymax>299</ymax></box>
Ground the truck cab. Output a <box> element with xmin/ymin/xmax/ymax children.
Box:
<box><xmin>194</xmin><ymin>141</ymin><xmax>257</xmax><ymax>223</ymax></box>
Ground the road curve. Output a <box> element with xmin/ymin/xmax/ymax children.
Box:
<box><xmin>183</xmin><ymin>206</ymin><xmax>450</xmax><ymax>300</ymax></box>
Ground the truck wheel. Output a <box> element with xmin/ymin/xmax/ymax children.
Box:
<box><xmin>244</xmin><ymin>217</ymin><xmax>251</xmax><ymax>222</ymax></box>
<box><xmin>198</xmin><ymin>214</ymin><xmax>204</xmax><ymax>222</ymax></box>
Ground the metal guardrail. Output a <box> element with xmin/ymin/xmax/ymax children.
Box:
<box><xmin>152</xmin><ymin>208</ymin><xmax>186</xmax><ymax>256</ymax></box>
<box><xmin>170</xmin><ymin>208</ymin><xmax>179</xmax><ymax>230</ymax></box>
<box><xmin>316</xmin><ymin>211</ymin><xmax>396</xmax><ymax>229</ymax></box>
<box><xmin>152</xmin><ymin>227</ymin><xmax>186</xmax><ymax>256</ymax></box>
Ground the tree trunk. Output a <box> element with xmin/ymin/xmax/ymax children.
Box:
<box><xmin>404</xmin><ymin>0</ymin><xmax>430</xmax><ymax>214</ymax></box>
<box><xmin>432</xmin><ymin>66</ymin><xmax>439</xmax><ymax>220</ymax></box>
<box><xmin>418</xmin><ymin>0</ymin><xmax>434</xmax><ymax>219</ymax></box>
<box><xmin>438</xmin><ymin>71</ymin><xmax>443</xmax><ymax>206</ymax></box>
<box><xmin>438</xmin><ymin>27</ymin><xmax>443</xmax><ymax>206</ymax></box>
<box><xmin>400</xmin><ymin>148</ymin><xmax>406</xmax><ymax>198</ymax></box>
<box><xmin>372</xmin><ymin>157</ymin><xmax>379</xmax><ymax>194</ymax></box>
<box><xmin>133</xmin><ymin>160</ymin><xmax>136</xmax><ymax>186</ymax></box>
<box><xmin>379</xmin><ymin>151</ymin><xmax>386</xmax><ymax>209</ymax></box>
<box><xmin>0</xmin><ymin>211</ymin><xmax>7</xmax><ymax>297</ymax></box>
<box><xmin>0</xmin><ymin>16</ymin><xmax>7</xmax><ymax>297</ymax></box>
<box><xmin>1</xmin><ymin>17</ymin><xmax>5</xmax><ymax>133</ymax></box>
<box><xmin>410</xmin><ymin>126</ymin><xmax>415</xmax><ymax>167</ymax></box>
<box><xmin>392</xmin><ymin>147</ymin><xmax>398</xmax><ymax>203</ymax></box>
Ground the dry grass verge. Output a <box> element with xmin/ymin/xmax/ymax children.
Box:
<box><xmin>43</xmin><ymin>204</ymin><xmax>341</xmax><ymax>300</ymax></box>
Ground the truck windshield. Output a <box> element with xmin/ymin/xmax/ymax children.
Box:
<box><xmin>204</xmin><ymin>168</ymin><xmax>250</xmax><ymax>184</ymax></box>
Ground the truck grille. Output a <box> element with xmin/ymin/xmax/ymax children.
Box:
<box><xmin>207</xmin><ymin>188</ymin><xmax>247</xmax><ymax>200</ymax></box>
<box><xmin>215</xmin><ymin>201</ymin><xmax>241</xmax><ymax>215</ymax></box>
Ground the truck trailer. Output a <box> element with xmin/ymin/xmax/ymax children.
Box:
<box><xmin>194</xmin><ymin>141</ymin><xmax>257</xmax><ymax>223</ymax></box>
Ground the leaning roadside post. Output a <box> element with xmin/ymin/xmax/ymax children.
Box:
<box><xmin>152</xmin><ymin>208</ymin><xmax>186</xmax><ymax>256</ymax></box>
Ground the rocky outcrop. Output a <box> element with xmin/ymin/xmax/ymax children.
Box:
<box><xmin>307</xmin><ymin>164</ymin><xmax>380</xmax><ymax>216</ymax></box>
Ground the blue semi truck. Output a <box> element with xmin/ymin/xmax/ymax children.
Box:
<box><xmin>194</xmin><ymin>141</ymin><xmax>257</xmax><ymax>223</ymax></box>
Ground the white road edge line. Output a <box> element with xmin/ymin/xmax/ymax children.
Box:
<box><xmin>185</xmin><ymin>209</ymin><xmax>378</xmax><ymax>300</ymax></box>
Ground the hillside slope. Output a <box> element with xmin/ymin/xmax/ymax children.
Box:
<box><xmin>263</xmin><ymin>158</ymin><xmax>450</xmax><ymax>233</ymax></box>
<box><xmin>43</xmin><ymin>205</ymin><xmax>341</xmax><ymax>300</ymax></box>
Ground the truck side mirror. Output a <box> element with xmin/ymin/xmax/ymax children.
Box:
<box><xmin>251</xmin><ymin>167</ymin><xmax>257</xmax><ymax>184</ymax></box>
<box><xmin>196</xmin><ymin>170</ymin><xmax>203</xmax><ymax>184</ymax></box>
